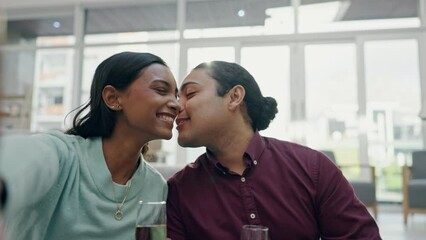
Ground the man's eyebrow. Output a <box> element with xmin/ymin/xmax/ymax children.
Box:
<box><xmin>179</xmin><ymin>82</ymin><xmax>199</xmax><ymax>91</ymax></box>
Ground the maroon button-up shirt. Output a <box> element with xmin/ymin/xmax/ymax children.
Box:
<box><xmin>167</xmin><ymin>132</ymin><xmax>381</xmax><ymax>240</ymax></box>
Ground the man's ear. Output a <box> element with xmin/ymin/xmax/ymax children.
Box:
<box><xmin>227</xmin><ymin>85</ymin><xmax>245</xmax><ymax>111</ymax></box>
<box><xmin>102</xmin><ymin>85</ymin><xmax>122</xmax><ymax>111</ymax></box>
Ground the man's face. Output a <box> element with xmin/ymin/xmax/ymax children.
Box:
<box><xmin>176</xmin><ymin>68</ymin><xmax>230</xmax><ymax>148</ymax></box>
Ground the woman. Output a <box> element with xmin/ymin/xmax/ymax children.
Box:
<box><xmin>0</xmin><ymin>52</ymin><xmax>179</xmax><ymax>240</ymax></box>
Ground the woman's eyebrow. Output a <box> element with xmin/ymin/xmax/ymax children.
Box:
<box><xmin>152</xmin><ymin>79</ymin><xmax>171</xmax><ymax>86</ymax></box>
<box><xmin>151</xmin><ymin>79</ymin><xmax>178</xmax><ymax>96</ymax></box>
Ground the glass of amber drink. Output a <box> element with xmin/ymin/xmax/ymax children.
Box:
<box><xmin>135</xmin><ymin>201</ymin><xmax>167</xmax><ymax>240</ymax></box>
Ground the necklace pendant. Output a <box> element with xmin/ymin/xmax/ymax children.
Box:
<box><xmin>114</xmin><ymin>208</ymin><xmax>123</xmax><ymax>221</ymax></box>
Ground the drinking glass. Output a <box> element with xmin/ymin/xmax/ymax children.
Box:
<box><xmin>135</xmin><ymin>201</ymin><xmax>167</xmax><ymax>240</ymax></box>
<box><xmin>240</xmin><ymin>225</ymin><xmax>269</xmax><ymax>240</ymax></box>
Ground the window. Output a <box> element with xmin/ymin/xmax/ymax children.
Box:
<box><xmin>241</xmin><ymin>45</ymin><xmax>291</xmax><ymax>140</ymax></box>
<box><xmin>365</xmin><ymin>39</ymin><xmax>422</xmax><ymax>202</ymax></box>
<box><xmin>304</xmin><ymin>43</ymin><xmax>359</xmax><ymax>174</ymax></box>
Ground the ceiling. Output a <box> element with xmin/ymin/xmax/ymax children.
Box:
<box><xmin>6</xmin><ymin>0</ymin><xmax>419</xmax><ymax>39</ymax></box>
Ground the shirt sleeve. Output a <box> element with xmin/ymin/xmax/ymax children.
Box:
<box><xmin>314</xmin><ymin>152</ymin><xmax>381</xmax><ymax>240</ymax></box>
<box><xmin>167</xmin><ymin>178</ymin><xmax>187</xmax><ymax>240</ymax></box>
<box><xmin>0</xmin><ymin>133</ymin><xmax>65</xmax><ymax>214</ymax></box>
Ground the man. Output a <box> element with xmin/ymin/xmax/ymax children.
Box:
<box><xmin>167</xmin><ymin>61</ymin><xmax>381</xmax><ymax>240</ymax></box>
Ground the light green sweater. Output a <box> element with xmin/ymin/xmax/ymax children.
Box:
<box><xmin>0</xmin><ymin>131</ymin><xmax>167</xmax><ymax>240</ymax></box>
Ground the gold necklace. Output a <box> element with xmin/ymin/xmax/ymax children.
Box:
<box><xmin>112</xmin><ymin>179</ymin><xmax>132</xmax><ymax>221</ymax></box>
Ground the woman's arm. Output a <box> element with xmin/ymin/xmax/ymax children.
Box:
<box><xmin>0</xmin><ymin>133</ymin><xmax>63</xmax><ymax>213</ymax></box>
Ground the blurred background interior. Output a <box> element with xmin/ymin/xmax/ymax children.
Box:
<box><xmin>0</xmin><ymin>0</ymin><xmax>425</xmax><ymax>238</ymax></box>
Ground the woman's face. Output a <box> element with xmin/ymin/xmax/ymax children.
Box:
<box><xmin>116</xmin><ymin>63</ymin><xmax>179</xmax><ymax>141</ymax></box>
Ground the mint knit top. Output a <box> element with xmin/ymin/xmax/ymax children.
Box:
<box><xmin>0</xmin><ymin>131</ymin><xmax>167</xmax><ymax>240</ymax></box>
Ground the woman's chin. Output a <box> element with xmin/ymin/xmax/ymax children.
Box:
<box><xmin>177</xmin><ymin>135</ymin><xmax>200</xmax><ymax>148</ymax></box>
<box><xmin>160</xmin><ymin>131</ymin><xmax>173</xmax><ymax>140</ymax></box>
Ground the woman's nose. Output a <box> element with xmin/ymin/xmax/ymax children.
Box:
<box><xmin>168</xmin><ymin>97</ymin><xmax>180</xmax><ymax>113</ymax></box>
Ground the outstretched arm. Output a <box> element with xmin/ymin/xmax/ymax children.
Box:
<box><xmin>0</xmin><ymin>133</ymin><xmax>63</xmax><ymax>213</ymax></box>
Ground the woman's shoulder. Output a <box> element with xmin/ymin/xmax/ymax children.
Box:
<box><xmin>142</xmin><ymin>161</ymin><xmax>167</xmax><ymax>183</ymax></box>
<box><xmin>45</xmin><ymin>130</ymin><xmax>84</xmax><ymax>143</ymax></box>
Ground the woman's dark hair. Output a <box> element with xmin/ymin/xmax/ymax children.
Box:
<box><xmin>66</xmin><ymin>51</ymin><xmax>168</xmax><ymax>138</ymax></box>
<box><xmin>194</xmin><ymin>61</ymin><xmax>278</xmax><ymax>131</ymax></box>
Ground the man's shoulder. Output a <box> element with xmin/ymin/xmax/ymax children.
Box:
<box><xmin>264</xmin><ymin>136</ymin><xmax>317</xmax><ymax>155</ymax></box>
<box><xmin>260</xmin><ymin>136</ymin><xmax>328</xmax><ymax>170</ymax></box>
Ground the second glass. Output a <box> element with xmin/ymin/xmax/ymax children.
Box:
<box><xmin>135</xmin><ymin>201</ymin><xmax>167</xmax><ymax>240</ymax></box>
<box><xmin>241</xmin><ymin>225</ymin><xmax>269</xmax><ymax>240</ymax></box>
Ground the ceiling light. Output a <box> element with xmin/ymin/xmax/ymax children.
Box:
<box><xmin>238</xmin><ymin>9</ymin><xmax>245</xmax><ymax>17</ymax></box>
<box><xmin>53</xmin><ymin>21</ymin><xmax>61</xmax><ymax>28</ymax></box>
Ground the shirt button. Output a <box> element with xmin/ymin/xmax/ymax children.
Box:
<box><xmin>253</xmin><ymin>160</ymin><xmax>258</xmax><ymax>165</ymax></box>
<box><xmin>250</xmin><ymin>213</ymin><xmax>256</xmax><ymax>219</ymax></box>
<box><xmin>241</xmin><ymin>177</ymin><xmax>246</xmax><ymax>182</ymax></box>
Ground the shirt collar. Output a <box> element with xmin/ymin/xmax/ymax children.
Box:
<box><xmin>205</xmin><ymin>131</ymin><xmax>266</xmax><ymax>174</ymax></box>
<box><xmin>245</xmin><ymin>131</ymin><xmax>266</xmax><ymax>164</ymax></box>
<box><xmin>205</xmin><ymin>149</ymin><xmax>226</xmax><ymax>173</ymax></box>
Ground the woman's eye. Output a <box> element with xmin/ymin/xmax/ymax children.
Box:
<box><xmin>155</xmin><ymin>88</ymin><xmax>167</xmax><ymax>94</ymax></box>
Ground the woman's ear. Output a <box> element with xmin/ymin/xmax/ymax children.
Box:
<box><xmin>102</xmin><ymin>85</ymin><xmax>122</xmax><ymax>110</ymax></box>
<box><xmin>227</xmin><ymin>85</ymin><xmax>245</xmax><ymax>111</ymax></box>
